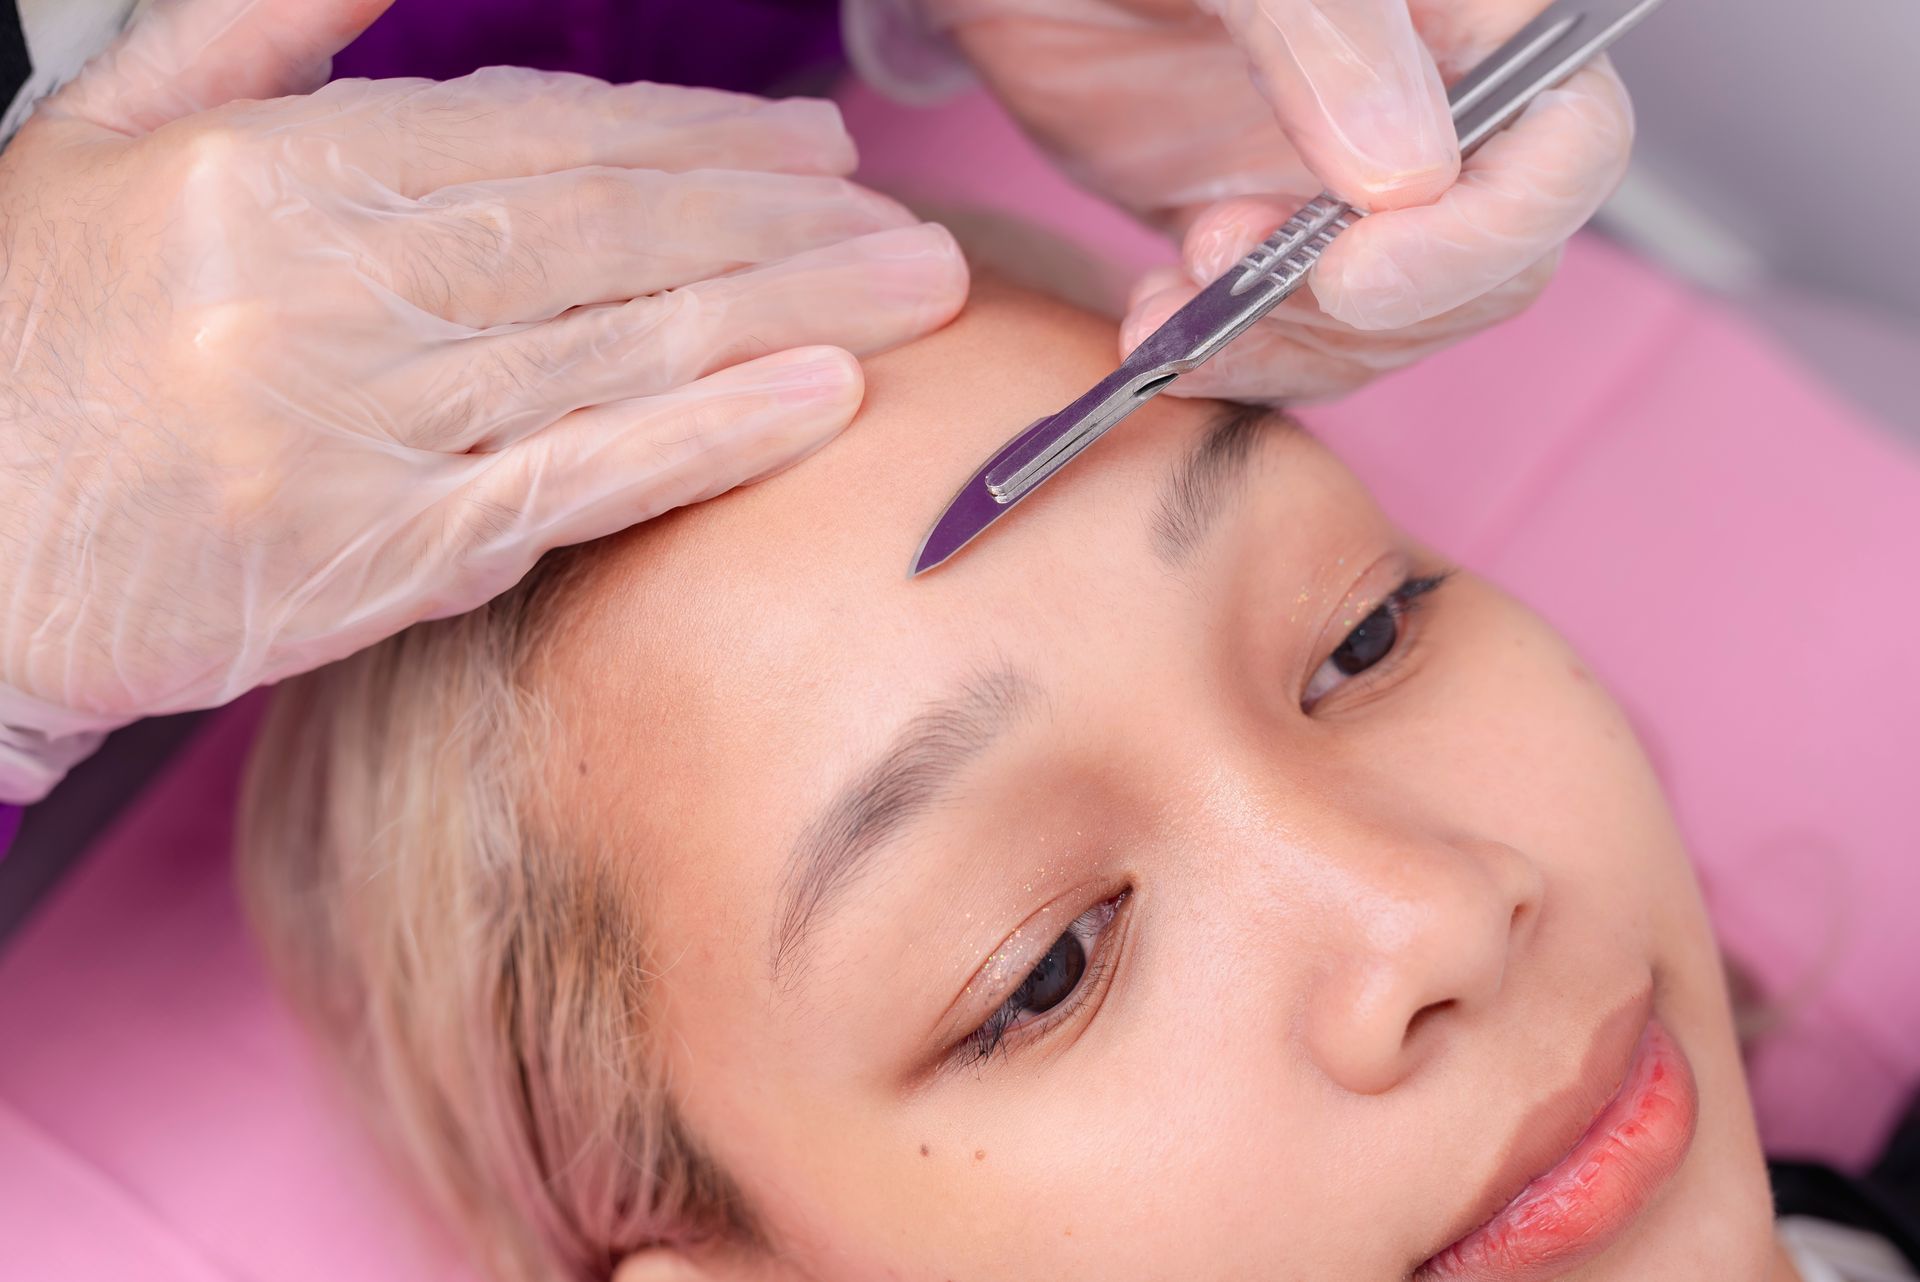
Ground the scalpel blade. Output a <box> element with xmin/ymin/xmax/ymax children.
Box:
<box><xmin>911</xmin><ymin>0</ymin><xmax>1669</xmax><ymax>577</ymax></box>
<box><xmin>911</xmin><ymin>414</ymin><xmax>1061</xmax><ymax>574</ymax></box>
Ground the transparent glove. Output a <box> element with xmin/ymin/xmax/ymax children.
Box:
<box><xmin>866</xmin><ymin>0</ymin><xmax>1633</xmax><ymax>400</ymax></box>
<box><xmin>0</xmin><ymin>0</ymin><xmax>968</xmax><ymax>803</ymax></box>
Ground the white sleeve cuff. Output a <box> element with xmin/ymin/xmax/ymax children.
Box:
<box><xmin>0</xmin><ymin>684</ymin><xmax>119</xmax><ymax>804</ymax></box>
<box><xmin>841</xmin><ymin>0</ymin><xmax>977</xmax><ymax>106</ymax></box>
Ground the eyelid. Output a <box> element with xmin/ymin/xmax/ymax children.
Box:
<box><xmin>1301</xmin><ymin>569</ymin><xmax>1453</xmax><ymax>713</ymax></box>
<box><xmin>942</xmin><ymin>889</ymin><xmax>1133</xmax><ymax>1073</ymax></box>
<box><xmin>936</xmin><ymin>892</ymin><xmax>1085</xmax><ymax>1032</ymax></box>
<box><xmin>1299</xmin><ymin>552</ymin><xmax>1408</xmax><ymax>674</ymax></box>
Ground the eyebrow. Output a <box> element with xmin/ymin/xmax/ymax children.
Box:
<box><xmin>768</xmin><ymin>409</ymin><xmax>1286</xmax><ymax>984</ymax></box>
<box><xmin>771</xmin><ymin>665</ymin><xmax>1039</xmax><ymax>985</ymax></box>
<box><xmin>1150</xmin><ymin>405</ymin><xmax>1294</xmax><ymax>566</ymax></box>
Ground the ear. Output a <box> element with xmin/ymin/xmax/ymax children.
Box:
<box><xmin>613</xmin><ymin>1242</ymin><xmax>805</xmax><ymax>1282</ymax></box>
<box><xmin>54</xmin><ymin>0</ymin><xmax>398</xmax><ymax>134</ymax></box>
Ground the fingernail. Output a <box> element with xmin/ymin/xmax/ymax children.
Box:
<box><xmin>1127</xmin><ymin>266</ymin><xmax>1187</xmax><ymax>314</ymax></box>
<box><xmin>846</xmin><ymin>182</ymin><xmax>918</xmax><ymax>230</ymax></box>
<box><xmin>1188</xmin><ymin>219</ymin><xmax>1259</xmax><ymax>282</ymax></box>
<box><xmin>1320</xmin><ymin>251</ymin><xmax>1420</xmax><ymax>331</ymax></box>
<box><xmin>767</xmin><ymin>346</ymin><xmax>860</xmax><ymax>395</ymax></box>
<box><xmin>860</xmin><ymin>220</ymin><xmax>963</xmax><ymax>265</ymax></box>
<box><xmin>1185</xmin><ymin>200</ymin><xmax>1293</xmax><ymax>280</ymax></box>
<box><xmin>1121</xmin><ymin>286</ymin><xmax>1186</xmax><ymax>352</ymax></box>
<box><xmin>760</xmin><ymin>96</ymin><xmax>858</xmax><ymax>170</ymax></box>
<box><xmin>1334</xmin><ymin>98</ymin><xmax>1458</xmax><ymax>209</ymax></box>
<box><xmin>1289</xmin><ymin>35</ymin><xmax>1457</xmax><ymax>208</ymax></box>
<box><xmin>867</xmin><ymin>223</ymin><xmax>971</xmax><ymax>333</ymax></box>
<box><xmin>762</xmin><ymin>95</ymin><xmax>850</xmax><ymax>134</ymax></box>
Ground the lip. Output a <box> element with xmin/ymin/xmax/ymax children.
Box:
<box><xmin>1415</xmin><ymin>999</ymin><xmax>1699</xmax><ymax>1282</ymax></box>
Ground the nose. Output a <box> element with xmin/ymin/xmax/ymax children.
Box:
<box><xmin>1301</xmin><ymin>824</ymin><xmax>1545</xmax><ymax>1096</ymax></box>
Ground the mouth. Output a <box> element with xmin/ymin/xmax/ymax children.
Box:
<box><xmin>1413</xmin><ymin>998</ymin><xmax>1699</xmax><ymax>1282</ymax></box>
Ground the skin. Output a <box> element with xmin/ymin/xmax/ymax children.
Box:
<box><xmin>532</xmin><ymin>279</ymin><xmax>1789</xmax><ymax>1282</ymax></box>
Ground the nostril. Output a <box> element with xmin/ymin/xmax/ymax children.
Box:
<box><xmin>1405</xmin><ymin>998</ymin><xmax>1455</xmax><ymax>1046</ymax></box>
<box><xmin>1508</xmin><ymin>899</ymin><xmax>1539</xmax><ymax>946</ymax></box>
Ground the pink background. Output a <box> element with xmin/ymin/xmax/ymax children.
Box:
<box><xmin>1</xmin><ymin>86</ymin><xmax>1915</xmax><ymax>1279</ymax></box>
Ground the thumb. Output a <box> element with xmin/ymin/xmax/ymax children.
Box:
<box><xmin>1198</xmin><ymin>0</ymin><xmax>1458</xmax><ymax>211</ymax></box>
<box><xmin>53</xmin><ymin>0</ymin><xmax>398</xmax><ymax>134</ymax></box>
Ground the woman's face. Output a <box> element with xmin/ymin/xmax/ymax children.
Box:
<box><xmin>541</xmin><ymin>282</ymin><xmax>1776</xmax><ymax>1281</ymax></box>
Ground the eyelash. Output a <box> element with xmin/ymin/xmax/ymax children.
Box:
<box><xmin>1302</xmin><ymin>570</ymin><xmax>1453</xmax><ymax>710</ymax></box>
<box><xmin>956</xmin><ymin>893</ymin><xmax>1129</xmax><ymax>1068</ymax></box>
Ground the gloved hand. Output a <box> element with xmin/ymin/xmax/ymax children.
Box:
<box><xmin>851</xmin><ymin>0</ymin><xmax>1633</xmax><ymax>400</ymax></box>
<box><xmin>0</xmin><ymin>0</ymin><xmax>968</xmax><ymax>803</ymax></box>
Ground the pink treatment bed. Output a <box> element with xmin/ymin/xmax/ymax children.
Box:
<box><xmin>2</xmin><ymin>84</ymin><xmax>1917</xmax><ymax>1279</ymax></box>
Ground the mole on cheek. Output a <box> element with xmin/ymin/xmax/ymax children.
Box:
<box><xmin>920</xmin><ymin>1144</ymin><xmax>930</xmax><ymax>1157</ymax></box>
<box><xmin>973</xmin><ymin>1149</ymin><xmax>987</xmax><ymax>1162</ymax></box>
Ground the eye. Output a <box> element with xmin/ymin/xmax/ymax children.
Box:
<box><xmin>1012</xmin><ymin>929</ymin><xmax>1087</xmax><ymax>1016</ymax></box>
<box><xmin>1303</xmin><ymin>573</ymin><xmax>1451</xmax><ymax>708</ymax></box>
<box><xmin>960</xmin><ymin>894</ymin><xmax>1125</xmax><ymax>1065</ymax></box>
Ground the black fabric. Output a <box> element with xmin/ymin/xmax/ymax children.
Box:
<box><xmin>1878</xmin><ymin>1099</ymin><xmax>1920</xmax><ymax>1208</ymax></box>
<box><xmin>1772</xmin><ymin>1093</ymin><xmax>1920</xmax><ymax>1269</ymax></box>
<box><xmin>0</xmin><ymin>2</ymin><xmax>28</xmax><ymax>117</ymax></box>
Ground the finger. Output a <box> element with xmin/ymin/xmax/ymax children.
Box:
<box><xmin>1180</xmin><ymin>195</ymin><xmax>1313</xmax><ymax>281</ymax></box>
<box><xmin>1127</xmin><ymin>276</ymin><xmax>1429</xmax><ymax>401</ymax></box>
<box><xmin>386</xmin><ymin>168</ymin><xmax>919</xmax><ymax>330</ymax></box>
<box><xmin>1125</xmin><ymin>265</ymin><xmax>1191</xmax><ymax>324</ymax></box>
<box><xmin>947</xmin><ymin>11</ymin><xmax>1302</xmax><ymax>221</ymax></box>
<box><xmin>1124</xmin><ymin>274</ymin><xmax>1373</xmax><ymax>399</ymax></box>
<box><xmin>54</xmin><ymin>0</ymin><xmax>396</xmax><ymax>134</ymax></box>
<box><xmin>1120</xmin><ymin>251</ymin><xmax>1556</xmax><ymax>401</ymax></box>
<box><xmin>1405</xmin><ymin>0</ymin><xmax>1558</xmax><ymax>80</ymax></box>
<box><xmin>415</xmin><ymin>222</ymin><xmax>969</xmax><ymax>453</ymax></box>
<box><xmin>301</xmin><ymin>70</ymin><xmax>863</xmax><ymax>198</ymax></box>
<box><xmin>1311</xmin><ymin>61</ymin><xmax>1632</xmax><ymax>330</ymax></box>
<box><xmin>432</xmin><ymin>346</ymin><xmax>865</xmax><ymax>611</ymax></box>
<box><xmin>1198</xmin><ymin>0</ymin><xmax>1458</xmax><ymax>210</ymax></box>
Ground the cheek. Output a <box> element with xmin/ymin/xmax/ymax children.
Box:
<box><xmin>1390</xmin><ymin>594</ymin><xmax>1774</xmax><ymax>1269</ymax></box>
<box><xmin>1414</xmin><ymin>591</ymin><xmax>1700</xmax><ymax>920</ymax></box>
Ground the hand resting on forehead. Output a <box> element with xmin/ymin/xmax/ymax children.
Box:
<box><xmin>240</xmin><ymin>275</ymin><xmax>1787</xmax><ymax>1282</ymax></box>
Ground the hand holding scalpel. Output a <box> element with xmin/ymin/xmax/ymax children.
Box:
<box><xmin>913</xmin><ymin>0</ymin><xmax>1669</xmax><ymax>576</ymax></box>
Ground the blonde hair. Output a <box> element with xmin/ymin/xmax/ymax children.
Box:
<box><xmin>238</xmin><ymin>548</ymin><xmax>753</xmax><ymax>1282</ymax></box>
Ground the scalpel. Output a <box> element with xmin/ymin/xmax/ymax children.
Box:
<box><xmin>913</xmin><ymin>0</ymin><xmax>1668</xmax><ymax>576</ymax></box>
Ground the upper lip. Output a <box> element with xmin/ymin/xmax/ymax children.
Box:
<box><xmin>1421</xmin><ymin>982</ymin><xmax>1657</xmax><ymax>1263</ymax></box>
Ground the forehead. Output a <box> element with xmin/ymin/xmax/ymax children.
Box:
<box><xmin>530</xmin><ymin>280</ymin><xmax>1340</xmax><ymax>892</ymax></box>
<box><xmin>544</xmin><ymin>284</ymin><xmax>1209</xmax><ymax>690</ymax></box>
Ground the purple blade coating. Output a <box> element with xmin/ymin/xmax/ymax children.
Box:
<box><xmin>908</xmin><ymin>0</ymin><xmax>1668</xmax><ymax>579</ymax></box>
<box><xmin>912</xmin><ymin>414</ymin><xmax>1061</xmax><ymax>575</ymax></box>
<box><xmin>911</xmin><ymin>197</ymin><xmax>1353</xmax><ymax>579</ymax></box>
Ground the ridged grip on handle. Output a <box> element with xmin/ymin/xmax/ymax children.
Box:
<box><xmin>963</xmin><ymin>0</ymin><xmax>1672</xmax><ymax>519</ymax></box>
<box><xmin>1230</xmin><ymin>195</ymin><xmax>1357</xmax><ymax>300</ymax></box>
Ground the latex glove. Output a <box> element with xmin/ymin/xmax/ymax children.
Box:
<box><xmin>0</xmin><ymin>0</ymin><xmax>967</xmax><ymax>803</ymax></box>
<box><xmin>866</xmin><ymin>0</ymin><xmax>1633</xmax><ymax>400</ymax></box>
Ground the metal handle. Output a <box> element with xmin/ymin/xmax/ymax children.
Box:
<box><xmin>980</xmin><ymin>196</ymin><xmax>1356</xmax><ymax>501</ymax></box>
<box><xmin>980</xmin><ymin>0</ymin><xmax>1669</xmax><ymax>508</ymax></box>
<box><xmin>1229</xmin><ymin>195</ymin><xmax>1357</xmax><ymax>300</ymax></box>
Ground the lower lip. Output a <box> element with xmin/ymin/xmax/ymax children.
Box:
<box><xmin>1416</xmin><ymin>1017</ymin><xmax>1699</xmax><ymax>1282</ymax></box>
